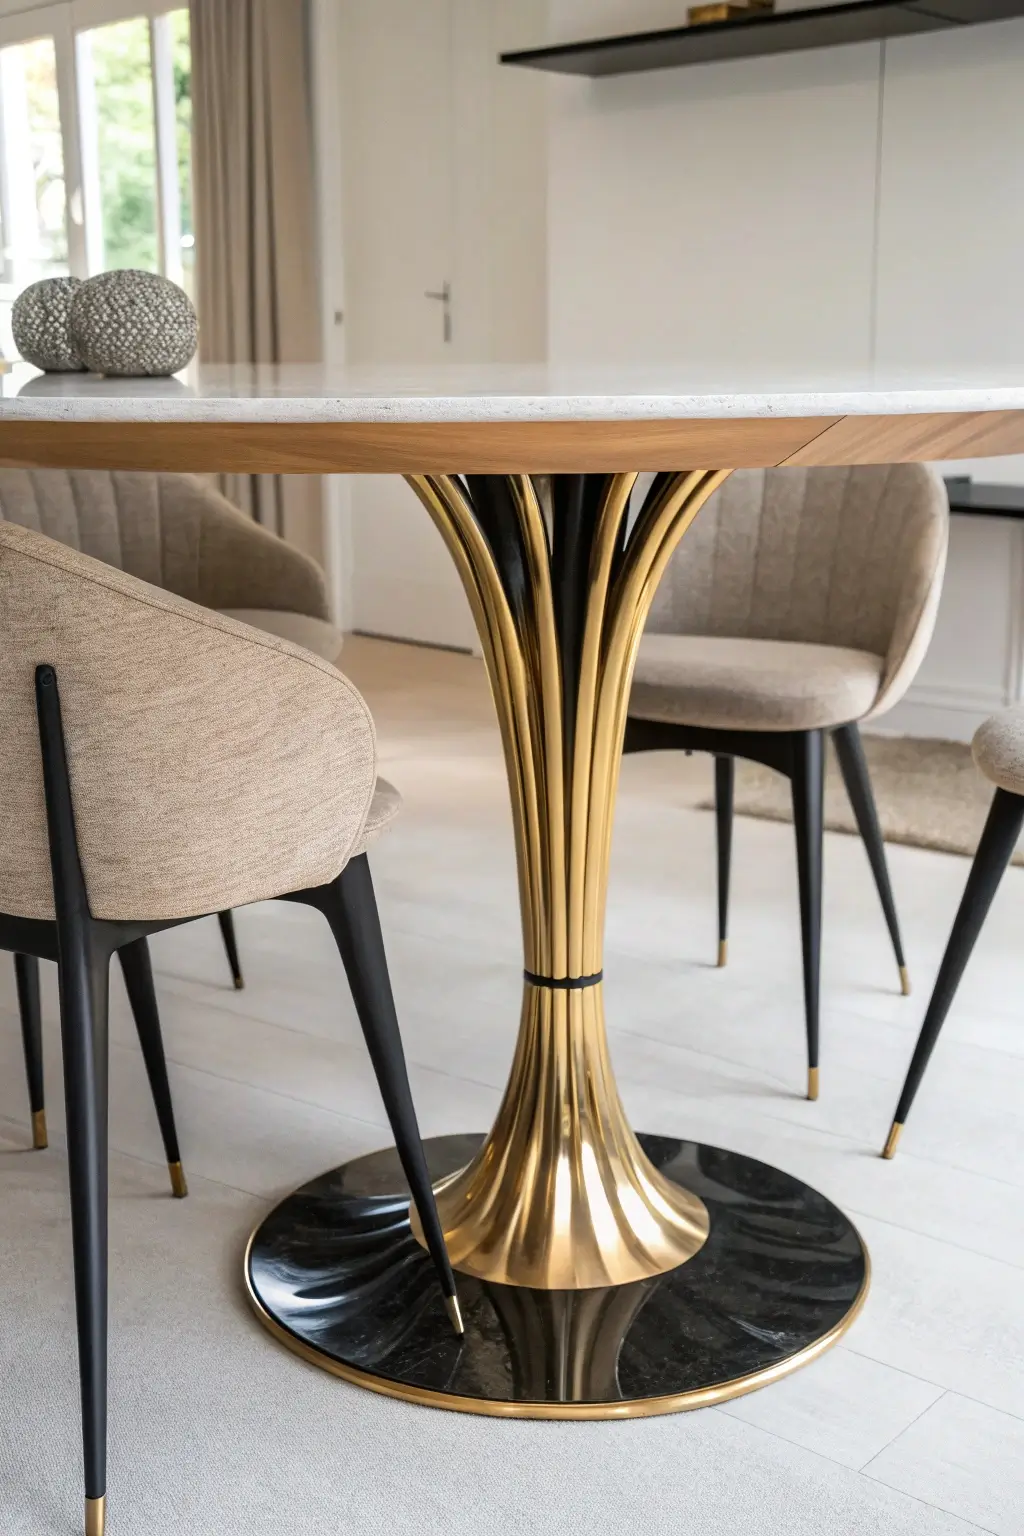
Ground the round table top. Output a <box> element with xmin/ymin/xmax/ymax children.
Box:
<box><xmin>3</xmin><ymin>362</ymin><xmax>1024</xmax><ymax>472</ymax></box>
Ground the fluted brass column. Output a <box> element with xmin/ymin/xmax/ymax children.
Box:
<box><xmin>405</xmin><ymin>471</ymin><xmax>730</xmax><ymax>1289</ymax></box>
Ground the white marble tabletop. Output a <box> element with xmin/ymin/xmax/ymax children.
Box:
<box><xmin>4</xmin><ymin>361</ymin><xmax>1024</xmax><ymax>422</ymax></box>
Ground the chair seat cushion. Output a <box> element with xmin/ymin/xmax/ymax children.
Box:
<box><xmin>973</xmin><ymin>705</ymin><xmax>1024</xmax><ymax>795</ymax></box>
<box><xmin>630</xmin><ymin>635</ymin><xmax>885</xmax><ymax>733</ymax></box>
<box><xmin>218</xmin><ymin>608</ymin><xmax>344</xmax><ymax>665</ymax></box>
<box><xmin>353</xmin><ymin>777</ymin><xmax>402</xmax><ymax>856</ymax></box>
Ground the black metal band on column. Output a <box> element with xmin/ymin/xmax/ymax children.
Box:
<box><xmin>523</xmin><ymin>970</ymin><xmax>603</xmax><ymax>991</ymax></box>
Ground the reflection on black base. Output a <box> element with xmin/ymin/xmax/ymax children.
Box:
<box><xmin>245</xmin><ymin>1134</ymin><xmax>868</xmax><ymax>1418</ymax></box>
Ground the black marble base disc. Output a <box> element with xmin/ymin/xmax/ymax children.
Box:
<box><xmin>245</xmin><ymin>1134</ymin><xmax>869</xmax><ymax>1418</ymax></box>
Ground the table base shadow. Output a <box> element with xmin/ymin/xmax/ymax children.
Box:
<box><xmin>245</xmin><ymin>1133</ymin><xmax>869</xmax><ymax>1419</ymax></box>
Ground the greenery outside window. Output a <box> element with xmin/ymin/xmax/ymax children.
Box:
<box><xmin>0</xmin><ymin>0</ymin><xmax>193</xmax><ymax>358</ymax></box>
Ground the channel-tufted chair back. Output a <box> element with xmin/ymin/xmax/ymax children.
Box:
<box><xmin>647</xmin><ymin>464</ymin><xmax>948</xmax><ymax>713</ymax></box>
<box><xmin>0</xmin><ymin>468</ymin><xmax>330</xmax><ymax>618</ymax></box>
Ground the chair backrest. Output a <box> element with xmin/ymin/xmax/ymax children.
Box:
<box><xmin>0</xmin><ymin>467</ymin><xmax>330</xmax><ymax>619</ymax></box>
<box><xmin>0</xmin><ymin>468</ymin><xmax>217</xmax><ymax>601</ymax></box>
<box><xmin>0</xmin><ymin>522</ymin><xmax>375</xmax><ymax>925</ymax></box>
<box><xmin>646</xmin><ymin>464</ymin><xmax>948</xmax><ymax>661</ymax></box>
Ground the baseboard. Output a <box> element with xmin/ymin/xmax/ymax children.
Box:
<box><xmin>868</xmin><ymin>680</ymin><xmax>1010</xmax><ymax>744</ymax></box>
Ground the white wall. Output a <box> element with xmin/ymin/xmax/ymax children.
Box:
<box><xmin>547</xmin><ymin>2</ymin><xmax>1024</xmax><ymax>739</ymax></box>
<box><xmin>312</xmin><ymin>0</ymin><xmax>547</xmax><ymax>633</ymax></box>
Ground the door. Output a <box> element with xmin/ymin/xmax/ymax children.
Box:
<box><xmin>340</xmin><ymin>0</ymin><xmax>476</xmax><ymax>651</ymax></box>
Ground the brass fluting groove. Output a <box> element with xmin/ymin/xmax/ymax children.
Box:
<box><xmin>85</xmin><ymin>1494</ymin><xmax>105</xmax><ymax>1536</ymax></box>
<box><xmin>882</xmin><ymin>1122</ymin><xmax>903</xmax><ymax>1160</ymax></box>
<box><xmin>31</xmin><ymin>1109</ymin><xmax>48</xmax><ymax>1149</ymax></box>
<box><xmin>404</xmin><ymin>470</ymin><xmax>733</xmax><ymax>1289</ymax></box>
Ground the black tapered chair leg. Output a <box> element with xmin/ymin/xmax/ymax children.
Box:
<box><xmin>36</xmin><ymin>663</ymin><xmax>110</xmax><ymax>1536</ymax></box>
<box><xmin>59</xmin><ymin>943</ymin><xmax>110</xmax><ymax>1536</ymax></box>
<box><xmin>15</xmin><ymin>953</ymin><xmax>47</xmax><ymax>1148</ymax></box>
<box><xmin>833</xmin><ymin>722</ymin><xmax>910</xmax><ymax>996</ymax></box>
<box><xmin>714</xmin><ymin>755</ymin><xmax>734</xmax><ymax>967</ymax></box>
<box><xmin>791</xmin><ymin>730</ymin><xmax>825</xmax><ymax>1101</ymax></box>
<box><xmin>216</xmin><ymin>909</ymin><xmax>244</xmax><ymax>990</ymax></box>
<box><xmin>117</xmin><ymin>939</ymin><xmax>187</xmax><ymax>1198</ymax></box>
<box><xmin>883</xmin><ymin>785</ymin><xmax>1024</xmax><ymax>1158</ymax></box>
<box><xmin>318</xmin><ymin>853</ymin><xmax>463</xmax><ymax>1333</ymax></box>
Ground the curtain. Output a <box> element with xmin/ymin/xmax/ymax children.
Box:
<box><xmin>189</xmin><ymin>0</ymin><xmax>322</xmax><ymax>560</ymax></box>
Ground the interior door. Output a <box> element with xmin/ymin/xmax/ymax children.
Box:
<box><xmin>340</xmin><ymin>0</ymin><xmax>476</xmax><ymax>651</ymax></box>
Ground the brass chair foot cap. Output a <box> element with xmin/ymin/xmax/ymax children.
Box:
<box><xmin>807</xmin><ymin>1067</ymin><xmax>819</xmax><ymax>1102</ymax></box>
<box><xmin>444</xmin><ymin>1293</ymin><xmax>465</xmax><ymax>1336</ymax></box>
<box><xmin>85</xmin><ymin>1494</ymin><xmax>105</xmax><ymax>1536</ymax></box>
<box><xmin>169</xmin><ymin>1161</ymin><xmax>188</xmax><ymax>1199</ymax></box>
<box><xmin>716</xmin><ymin>939</ymin><xmax>728</xmax><ymax>968</ymax></box>
<box><xmin>31</xmin><ymin>1109</ymin><xmax>48</xmax><ymax>1150</ymax></box>
<box><xmin>898</xmin><ymin>965</ymin><xmax>911</xmax><ymax>997</ymax></box>
<box><xmin>881</xmin><ymin>1123</ymin><xmax>903</xmax><ymax>1160</ymax></box>
<box><xmin>233</xmin><ymin>976</ymin><xmax>245</xmax><ymax>990</ymax></box>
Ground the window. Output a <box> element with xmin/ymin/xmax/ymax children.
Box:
<box><xmin>0</xmin><ymin>0</ymin><xmax>193</xmax><ymax>356</ymax></box>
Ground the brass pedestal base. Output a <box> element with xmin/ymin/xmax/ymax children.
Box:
<box><xmin>246</xmin><ymin>1133</ymin><xmax>868</xmax><ymax>1420</ymax></box>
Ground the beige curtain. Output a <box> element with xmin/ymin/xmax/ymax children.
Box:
<box><xmin>189</xmin><ymin>0</ymin><xmax>322</xmax><ymax>561</ymax></box>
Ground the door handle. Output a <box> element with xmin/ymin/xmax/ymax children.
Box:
<box><xmin>424</xmin><ymin>281</ymin><xmax>452</xmax><ymax>344</ymax></box>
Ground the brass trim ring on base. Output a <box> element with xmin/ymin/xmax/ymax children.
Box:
<box><xmin>243</xmin><ymin>1134</ymin><xmax>870</xmax><ymax>1422</ymax></box>
<box><xmin>243</xmin><ymin>1234</ymin><xmax>870</xmax><ymax>1420</ymax></box>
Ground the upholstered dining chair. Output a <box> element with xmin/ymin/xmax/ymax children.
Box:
<box><xmin>1</xmin><ymin>468</ymin><xmax>340</xmax><ymax>1156</ymax></box>
<box><xmin>624</xmin><ymin>464</ymin><xmax>949</xmax><ymax>1099</ymax></box>
<box><xmin>0</xmin><ymin>520</ymin><xmax>460</xmax><ymax>1536</ymax></box>
<box><xmin>882</xmin><ymin>704</ymin><xmax>1024</xmax><ymax>1158</ymax></box>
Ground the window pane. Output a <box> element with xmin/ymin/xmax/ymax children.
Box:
<box><xmin>0</xmin><ymin>37</ymin><xmax>68</xmax><ymax>282</ymax></box>
<box><xmin>170</xmin><ymin>8</ymin><xmax>193</xmax><ymax>296</ymax></box>
<box><xmin>82</xmin><ymin>17</ymin><xmax>158</xmax><ymax>273</ymax></box>
<box><xmin>0</xmin><ymin>35</ymin><xmax>68</xmax><ymax>356</ymax></box>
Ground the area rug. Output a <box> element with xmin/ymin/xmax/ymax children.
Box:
<box><xmin>697</xmin><ymin>734</ymin><xmax>1023</xmax><ymax>866</ymax></box>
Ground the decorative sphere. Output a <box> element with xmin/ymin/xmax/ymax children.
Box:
<box><xmin>70</xmin><ymin>269</ymin><xmax>198</xmax><ymax>377</ymax></box>
<box><xmin>12</xmin><ymin>277</ymin><xmax>85</xmax><ymax>371</ymax></box>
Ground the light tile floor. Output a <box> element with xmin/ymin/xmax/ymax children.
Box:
<box><xmin>1</xmin><ymin>636</ymin><xmax>1022</xmax><ymax>1534</ymax></box>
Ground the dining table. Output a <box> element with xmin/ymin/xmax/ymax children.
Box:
<box><xmin>4</xmin><ymin>360</ymin><xmax>1024</xmax><ymax>1421</ymax></box>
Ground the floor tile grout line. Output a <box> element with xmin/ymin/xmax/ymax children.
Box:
<box><xmin>0</xmin><ymin>1108</ymin><xmax>271</xmax><ymax>1205</ymax></box>
<box><xmin>706</xmin><ymin>1398</ymin><xmax>994</xmax><ymax>1532</ymax></box>
<box><xmin>712</xmin><ymin>1377</ymin><xmax>943</xmax><ymax>1481</ymax></box>
<box><xmin>139</xmin><ymin>974</ymin><xmax>510</xmax><ymax>1098</ymax></box>
<box><xmin>842</xmin><ymin>1345</ymin><xmax>1024</xmax><ymax>1427</ymax></box>
<box><xmin>8</xmin><ymin>1085</ymin><xmax>1024</xmax><ymax>1465</ymax></box>
<box><xmin>10</xmin><ymin>974</ymin><xmax>1024</xmax><ymax>1196</ymax></box>
<box><xmin>7</xmin><ymin>1020</ymin><xmax>461</xmax><ymax>1143</ymax></box>
<box><xmin>8</xmin><ymin>989</ymin><xmax>1024</xmax><ymax>1214</ymax></box>
<box><xmin>844</xmin><ymin>1204</ymin><xmax>1024</xmax><ymax>1275</ymax></box>
<box><xmin>857</xmin><ymin>1464</ymin><xmax>1001</xmax><ymax>1536</ymax></box>
<box><xmin>856</xmin><ymin>1386</ymin><xmax>949</xmax><ymax>1473</ymax></box>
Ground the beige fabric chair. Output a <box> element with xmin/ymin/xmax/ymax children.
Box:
<box><xmin>0</xmin><ymin>468</ymin><xmax>397</xmax><ymax>1030</ymax></box>
<box><xmin>634</xmin><ymin>464</ymin><xmax>948</xmax><ymax>730</ymax></box>
<box><xmin>0</xmin><ymin>520</ymin><xmax>459</xmax><ymax>1536</ymax></box>
<box><xmin>884</xmin><ymin>702</ymin><xmax>1024</xmax><ymax>1158</ymax></box>
<box><xmin>626</xmin><ymin>464</ymin><xmax>949</xmax><ymax>1099</ymax></box>
<box><xmin>0</xmin><ymin>466</ymin><xmax>343</xmax><ymax>660</ymax></box>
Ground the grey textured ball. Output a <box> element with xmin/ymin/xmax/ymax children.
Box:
<box><xmin>12</xmin><ymin>277</ymin><xmax>85</xmax><ymax>371</ymax></box>
<box><xmin>70</xmin><ymin>269</ymin><xmax>198</xmax><ymax>377</ymax></box>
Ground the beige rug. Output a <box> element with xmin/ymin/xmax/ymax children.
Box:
<box><xmin>697</xmin><ymin>734</ymin><xmax>1023</xmax><ymax>866</ymax></box>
